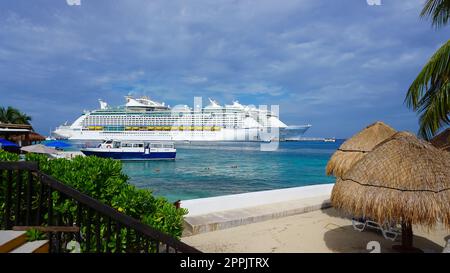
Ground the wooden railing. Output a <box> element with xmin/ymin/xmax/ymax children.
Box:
<box><xmin>0</xmin><ymin>161</ymin><xmax>200</xmax><ymax>253</ymax></box>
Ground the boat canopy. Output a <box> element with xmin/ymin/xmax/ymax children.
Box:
<box><xmin>126</xmin><ymin>96</ymin><xmax>167</xmax><ymax>108</ymax></box>
<box><xmin>0</xmin><ymin>138</ymin><xmax>19</xmax><ymax>147</ymax></box>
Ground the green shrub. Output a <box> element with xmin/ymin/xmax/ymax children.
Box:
<box><xmin>0</xmin><ymin>150</ymin><xmax>20</xmax><ymax>161</ymax></box>
<box><xmin>144</xmin><ymin>197</ymin><xmax>188</xmax><ymax>238</ymax></box>
<box><xmin>0</xmin><ymin>150</ymin><xmax>21</xmax><ymax>216</ymax></box>
<box><xmin>0</xmin><ymin>150</ymin><xmax>187</xmax><ymax>252</ymax></box>
<box><xmin>26</xmin><ymin>228</ymin><xmax>46</xmax><ymax>242</ymax></box>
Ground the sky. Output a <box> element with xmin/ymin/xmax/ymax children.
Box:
<box><xmin>0</xmin><ymin>0</ymin><xmax>449</xmax><ymax>138</ymax></box>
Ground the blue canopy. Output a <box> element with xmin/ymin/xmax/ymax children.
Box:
<box><xmin>0</xmin><ymin>138</ymin><xmax>19</xmax><ymax>147</ymax></box>
<box><xmin>44</xmin><ymin>140</ymin><xmax>71</xmax><ymax>148</ymax></box>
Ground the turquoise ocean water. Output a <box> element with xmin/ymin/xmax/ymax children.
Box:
<box><xmin>59</xmin><ymin>140</ymin><xmax>342</xmax><ymax>202</ymax></box>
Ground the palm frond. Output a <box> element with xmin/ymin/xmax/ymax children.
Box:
<box><xmin>0</xmin><ymin>107</ymin><xmax>6</xmax><ymax>123</ymax></box>
<box><xmin>421</xmin><ymin>0</ymin><xmax>450</xmax><ymax>28</ymax></box>
<box><xmin>406</xmin><ymin>40</ymin><xmax>450</xmax><ymax>109</ymax></box>
<box><xmin>0</xmin><ymin>106</ymin><xmax>32</xmax><ymax>125</ymax></box>
<box><xmin>405</xmin><ymin>40</ymin><xmax>450</xmax><ymax>139</ymax></box>
<box><xmin>417</xmin><ymin>80</ymin><xmax>450</xmax><ymax>139</ymax></box>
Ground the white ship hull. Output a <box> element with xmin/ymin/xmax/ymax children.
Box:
<box><xmin>55</xmin><ymin>128</ymin><xmax>275</xmax><ymax>142</ymax></box>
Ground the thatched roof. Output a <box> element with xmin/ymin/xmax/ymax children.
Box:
<box><xmin>28</xmin><ymin>132</ymin><xmax>46</xmax><ymax>142</ymax></box>
<box><xmin>331</xmin><ymin>131</ymin><xmax>450</xmax><ymax>229</ymax></box>
<box><xmin>326</xmin><ymin>121</ymin><xmax>397</xmax><ymax>177</ymax></box>
<box><xmin>431</xmin><ymin>128</ymin><xmax>450</xmax><ymax>152</ymax></box>
<box><xmin>0</xmin><ymin>123</ymin><xmax>32</xmax><ymax>130</ymax></box>
<box><xmin>9</xmin><ymin>132</ymin><xmax>46</xmax><ymax>142</ymax></box>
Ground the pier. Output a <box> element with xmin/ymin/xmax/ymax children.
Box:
<box><xmin>181</xmin><ymin>184</ymin><xmax>333</xmax><ymax>236</ymax></box>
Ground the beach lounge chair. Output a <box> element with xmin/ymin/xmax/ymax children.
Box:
<box><xmin>352</xmin><ymin>217</ymin><xmax>401</xmax><ymax>241</ymax></box>
<box><xmin>442</xmin><ymin>236</ymin><xmax>450</xmax><ymax>253</ymax></box>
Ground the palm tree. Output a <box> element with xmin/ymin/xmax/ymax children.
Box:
<box><xmin>0</xmin><ymin>106</ymin><xmax>32</xmax><ymax>125</ymax></box>
<box><xmin>421</xmin><ymin>0</ymin><xmax>450</xmax><ymax>29</ymax></box>
<box><xmin>405</xmin><ymin>0</ymin><xmax>450</xmax><ymax>140</ymax></box>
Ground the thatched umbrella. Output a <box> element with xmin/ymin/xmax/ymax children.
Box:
<box><xmin>326</xmin><ymin>121</ymin><xmax>397</xmax><ymax>177</ymax></box>
<box><xmin>21</xmin><ymin>144</ymin><xmax>57</xmax><ymax>154</ymax></box>
<box><xmin>331</xmin><ymin>132</ymin><xmax>450</xmax><ymax>252</ymax></box>
<box><xmin>431</xmin><ymin>128</ymin><xmax>450</xmax><ymax>152</ymax></box>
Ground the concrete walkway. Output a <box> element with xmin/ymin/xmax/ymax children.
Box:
<box><xmin>181</xmin><ymin>184</ymin><xmax>333</xmax><ymax>236</ymax></box>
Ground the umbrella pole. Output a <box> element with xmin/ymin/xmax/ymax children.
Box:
<box><xmin>393</xmin><ymin>220</ymin><xmax>422</xmax><ymax>253</ymax></box>
<box><xmin>402</xmin><ymin>221</ymin><xmax>413</xmax><ymax>248</ymax></box>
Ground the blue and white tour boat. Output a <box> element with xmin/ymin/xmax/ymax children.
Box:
<box><xmin>80</xmin><ymin>140</ymin><xmax>176</xmax><ymax>160</ymax></box>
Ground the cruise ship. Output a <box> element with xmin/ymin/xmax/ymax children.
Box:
<box><xmin>53</xmin><ymin>96</ymin><xmax>311</xmax><ymax>142</ymax></box>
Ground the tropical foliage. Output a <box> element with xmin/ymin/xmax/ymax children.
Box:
<box><xmin>0</xmin><ymin>150</ymin><xmax>187</xmax><ymax>252</ymax></box>
<box><xmin>26</xmin><ymin>228</ymin><xmax>46</xmax><ymax>242</ymax></box>
<box><xmin>0</xmin><ymin>106</ymin><xmax>32</xmax><ymax>125</ymax></box>
<box><xmin>406</xmin><ymin>0</ymin><xmax>450</xmax><ymax>139</ymax></box>
<box><xmin>421</xmin><ymin>0</ymin><xmax>450</xmax><ymax>29</ymax></box>
<box><xmin>405</xmin><ymin>40</ymin><xmax>450</xmax><ymax>139</ymax></box>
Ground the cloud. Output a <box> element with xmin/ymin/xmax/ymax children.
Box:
<box><xmin>93</xmin><ymin>70</ymin><xmax>146</xmax><ymax>85</ymax></box>
<box><xmin>183</xmin><ymin>76</ymin><xmax>208</xmax><ymax>84</ymax></box>
<box><xmin>0</xmin><ymin>0</ymin><xmax>449</xmax><ymax>138</ymax></box>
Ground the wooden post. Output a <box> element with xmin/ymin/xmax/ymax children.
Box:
<box><xmin>393</xmin><ymin>220</ymin><xmax>422</xmax><ymax>252</ymax></box>
<box><xmin>401</xmin><ymin>221</ymin><xmax>413</xmax><ymax>249</ymax></box>
<box><xmin>25</xmin><ymin>132</ymin><xmax>30</xmax><ymax>146</ymax></box>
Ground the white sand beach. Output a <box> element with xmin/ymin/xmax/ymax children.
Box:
<box><xmin>182</xmin><ymin>208</ymin><xmax>449</xmax><ymax>253</ymax></box>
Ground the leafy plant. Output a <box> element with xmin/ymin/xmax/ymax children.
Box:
<box><xmin>0</xmin><ymin>150</ymin><xmax>20</xmax><ymax>161</ymax></box>
<box><xmin>0</xmin><ymin>150</ymin><xmax>187</xmax><ymax>252</ymax></box>
<box><xmin>26</xmin><ymin>228</ymin><xmax>46</xmax><ymax>242</ymax></box>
